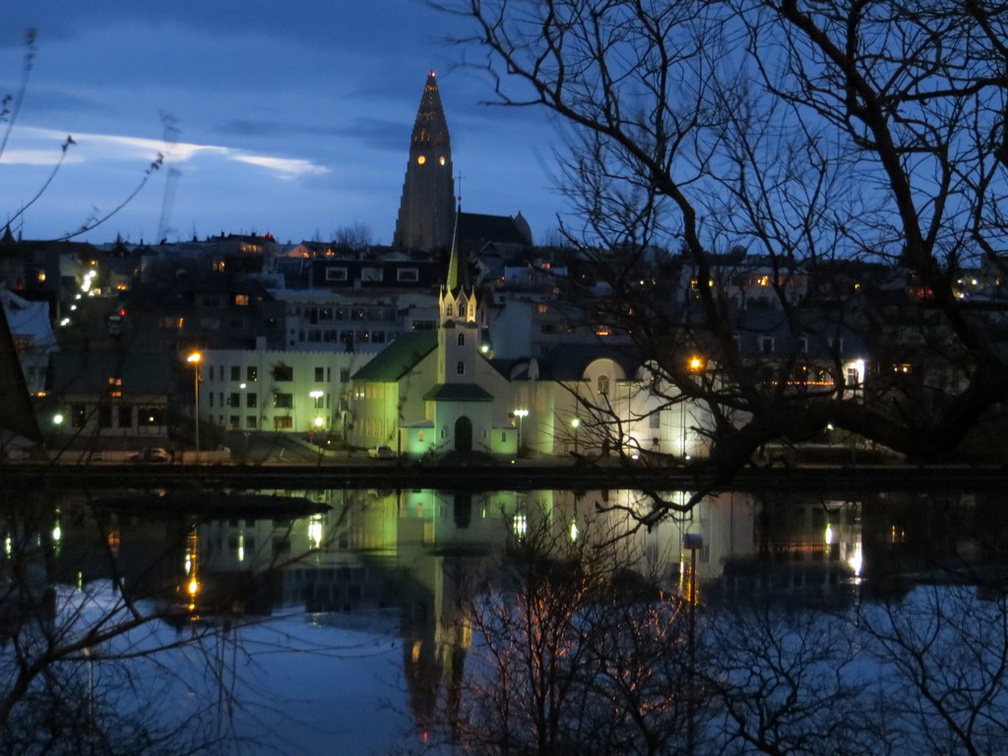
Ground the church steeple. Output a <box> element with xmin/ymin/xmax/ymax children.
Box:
<box><xmin>393</xmin><ymin>72</ymin><xmax>456</xmax><ymax>250</ymax></box>
<box><xmin>437</xmin><ymin>208</ymin><xmax>478</xmax><ymax>385</ymax></box>
<box><xmin>440</xmin><ymin>205</ymin><xmax>476</xmax><ymax>326</ymax></box>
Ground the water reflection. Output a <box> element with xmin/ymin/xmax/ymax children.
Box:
<box><xmin>4</xmin><ymin>485</ymin><xmax>1008</xmax><ymax>752</ymax></box>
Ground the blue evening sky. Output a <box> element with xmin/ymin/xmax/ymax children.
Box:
<box><xmin>0</xmin><ymin>1</ymin><xmax>564</xmax><ymax>245</ymax></box>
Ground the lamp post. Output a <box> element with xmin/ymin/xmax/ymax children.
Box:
<box><xmin>571</xmin><ymin>416</ymin><xmax>580</xmax><ymax>454</ymax></box>
<box><xmin>314</xmin><ymin>416</ymin><xmax>325</xmax><ymax>462</ymax></box>
<box><xmin>514</xmin><ymin>408</ymin><xmax>528</xmax><ymax>453</ymax></box>
<box><xmin>683</xmin><ymin>355</ymin><xmax>704</xmax><ymax>459</ymax></box>
<box><xmin>186</xmin><ymin>352</ymin><xmax>201</xmax><ymax>457</ymax></box>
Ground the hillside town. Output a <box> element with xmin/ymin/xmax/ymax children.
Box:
<box><xmin>2</xmin><ymin>72</ymin><xmax>1006</xmax><ymax>465</ymax></box>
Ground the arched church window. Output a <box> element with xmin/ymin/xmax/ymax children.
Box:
<box><xmin>457</xmin><ymin>333</ymin><xmax>465</xmax><ymax>347</ymax></box>
<box><xmin>457</xmin><ymin>361</ymin><xmax>465</xmax><ymax>375</ymax></box>
<box><xmin>446</xmin><ymin>304</ymin><xmax>454</xmax><ymax>318</ymax></box>
<box><xmin>597</xmin><ymin>375</ymin><xmax>610</xmax><ymax>395</ymax></box>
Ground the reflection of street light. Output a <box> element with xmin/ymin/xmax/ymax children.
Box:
<box><xmin>514</xmin><ymin>408</ymin><xmax>529</xmax><ymax>451</ymax></box>
<box><xmin>187</xmin><ymin>352</ymin><xmax>201</xmax><ymax>456</ymax></box>
<box><xmin>184</xmin><ymin>526</ymin><xmax>201</xmax><ymax>612</ymax></box>
<box><xmin>571</xmin><ymin>417</ymin><xmax>581</xmax><ymax>454</ymax></box>
<box><xmin>683</xmin><ymin>531</ymin><xmax>703</xmax><ymax>756</ymax></box>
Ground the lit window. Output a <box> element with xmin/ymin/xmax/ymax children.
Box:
<box><xmin>439</xmin><ymin>156</ymin><xmax>445</xmax><ymax>165</ymax></box>
<box><xmin>234</xmin><ymin>294</ymin><xmax>249</xmax><ymax>306</ymax></box>
<box><xmin>417</xmin><ymin>155</ymin><xmax>426</xmax><ymax>165</ymax></box>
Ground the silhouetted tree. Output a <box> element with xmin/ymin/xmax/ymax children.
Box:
<box><xmin>429</xmin><ymin>509</ymin><xmax>695</xmax><ymax>755</ymax></box>
<box><xmin>441</xmin><ymin>0</ymin><xmax>1008</xmax><ymax>500</ymax></box>
<box><xmin>333</xmin><ymin>221</ymin><xmax>373</xmax><ymax>250</ymax></box>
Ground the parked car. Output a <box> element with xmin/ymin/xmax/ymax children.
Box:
<box><xmin>368</xmin><ymin>445</ymin><xmax>396</xmax><ymax>460</ymax></box>
<box><xmin>129</xmin><ymin>447</ymin><xmax>171</xmax><ymax>463</ymax></box>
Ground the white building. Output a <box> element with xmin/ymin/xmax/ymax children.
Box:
<box><xmin>1</xmin><ymin>289</ymin><xmax>58</xmax><ymax>395</ymax></box>
<box><xmin>195</xmin><ymin>348</ymin><xmax>374</xmax><ymax>438</ymax></box>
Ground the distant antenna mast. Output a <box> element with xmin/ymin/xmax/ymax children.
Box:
<box><xmin>156</xmin><ymin>111</ymin><xmax>181</xmax><ymax>242</ymax></box>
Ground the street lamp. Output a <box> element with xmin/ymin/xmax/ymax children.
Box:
<box><xmin>186</xmin><ymin>352</ymin><xmax>201</xmax><ymax>457</ymax></box>
<box><xmin>683</xmin><ymin>355</ymin><xmax>705</xmax><ymax>459</ymax></box>
<box><xmin>514</xmin><ymin>408</ymin><xmax>529</xmax><ymax>452</ymax></box>
<box><xmin>314</xmin><ymin>416</ymin><xmax>325</xmax><ymax>462</ymax></box>
<box><xmin>571</xmin><ymin>416</ymin><xmax>580</xmax><ymax>454</ymax></box>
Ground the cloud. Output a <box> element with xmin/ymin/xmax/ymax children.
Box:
<box><xmin>0</xmin><ymin>148</ymin><xmax>84</xmax><ymax>166</ymax></box>
<box><xmin>231</xmin><ymin>154</ymin><xmax>329</xmax><ymax>179</ymax></box>
<box><xmin>10</xmin><ymin>126</ymin><xmax>327</xmax><ymax>178</ymax></box>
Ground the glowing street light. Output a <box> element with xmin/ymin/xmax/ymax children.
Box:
<box><xmin>571</xmin><ymin>416</ymin><xmax>581</xmax><ymax>454</ymax></box>
<box><xmin>186</xmin><ymin>352</ymin><xmax>201</xmax><ymax>456</ymax></box>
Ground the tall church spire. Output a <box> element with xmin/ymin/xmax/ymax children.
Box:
<box><xmin>393</xmin><ymin>72</ymin><xmax>456</xmax><ymax>250</ymax></box>
<box><xmin>441</xmin><ymin>203</ymin><xmax>476</xmax><ymax>325</ymax></box>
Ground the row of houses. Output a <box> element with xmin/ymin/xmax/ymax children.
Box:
<box><xmin>3</xmin><ymin>222</ymin><xmax>1005</xmax><ymax>459</ymax></box>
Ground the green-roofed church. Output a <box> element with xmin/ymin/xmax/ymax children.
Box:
<box><xmin>350</xmin><ymin>211</ymin><xmax>516</xmax><ymax>457</ymax></box>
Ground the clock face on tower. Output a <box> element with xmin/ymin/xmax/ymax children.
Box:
<box><xmin>417</xmin><ymin>155</ymin><xmax>426</xmax><ymax>165</ymax></box>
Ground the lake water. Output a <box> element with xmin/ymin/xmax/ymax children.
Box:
<box><xmin>4</xmin><ymin>483</ymin><xmax>1008</xmax><ymax>754</ymax></box>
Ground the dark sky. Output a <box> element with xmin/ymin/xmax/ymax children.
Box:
<box><xmin>0</xmin><ymin>1</ymin><xmax>563</xmax><ymax>245</ymax></box>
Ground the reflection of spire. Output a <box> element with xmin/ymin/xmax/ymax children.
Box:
<box><xmin>401</xmin><ymin>550</ymin><xmax>473</xmax><ymax>739</ymax></box>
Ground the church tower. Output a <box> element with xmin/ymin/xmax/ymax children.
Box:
<box><xmin>438</xmin><ymin>210</ymin><xmax>480</xmax><ymax>386</ymax></box>
<box><xmin>393</xmin><ymin>72</ymin><xmax>456</xmax><ymax>250</ymax></box>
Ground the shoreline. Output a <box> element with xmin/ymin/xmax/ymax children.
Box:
<box><xmin>5</xmin><ymin>458</ymin><xmax>1007</xmax><ymax>494</ymax></box>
